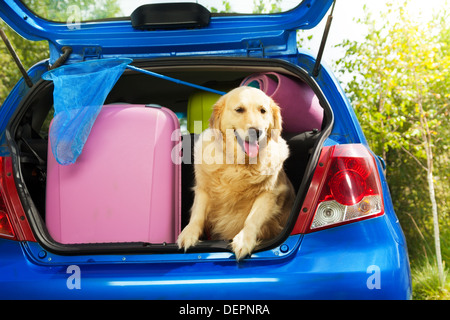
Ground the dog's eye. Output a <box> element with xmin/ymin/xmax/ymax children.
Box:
<box><xmin>260</xmin><ymin>108</ymin><xmax>267</xmax><ymax>114</ymax></box>
<box><xmin>235</xmin><ymin>107</ymin><xmax>245</xmax><ymax>113</ymax></box>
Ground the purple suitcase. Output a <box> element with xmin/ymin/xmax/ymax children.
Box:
<box><xmin>46</xmin><ymin>104</ymin><xmax>181</xmax><ymax>244</ymax></box>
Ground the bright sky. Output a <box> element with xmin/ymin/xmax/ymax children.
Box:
<box><xmin>307</xmin><ymin>0</ymin><xmax>448</xmax><ymax>67</ymax></box>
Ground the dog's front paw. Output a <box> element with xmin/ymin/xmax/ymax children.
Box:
<box><xmin>177</xmin><ymin>224</ymin><xmax>202</xmax><ymax>251</ymax></box>
<box><xmin>231</xmin><ymin>230</ymin><xmax>258</xmax><ymax>261</ymax></box>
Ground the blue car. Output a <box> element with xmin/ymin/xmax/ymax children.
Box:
<box><xmin>0</xmin><ymin>0</ymin><xmax>411</xmax><ymax>300</ymax></box>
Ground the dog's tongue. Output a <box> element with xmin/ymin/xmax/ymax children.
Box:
<box><xmin>244</xmin><ymin>141</ymin><xmax>259</xmax><ymax>158</ymax></box>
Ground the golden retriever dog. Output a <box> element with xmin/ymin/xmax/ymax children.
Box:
<box><xmin>177</xmin><ymin>86</ymin><xmax>295</xmax><ymax>260</ymax></box>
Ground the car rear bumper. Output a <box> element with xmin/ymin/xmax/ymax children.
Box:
<box><xmin>0</xmin><ymin>214</ymin><xmax>411</xmax><ymax>300</ymax></box>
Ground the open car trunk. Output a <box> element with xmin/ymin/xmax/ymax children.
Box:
<box><xmin>6</xmin><ymin>57</ymin><xmax>333</xmax><ymax>255</ymax></box>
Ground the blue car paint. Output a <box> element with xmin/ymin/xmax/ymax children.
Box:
<box><xmin>0</xmin><ymin>0</ymin><xmax>411</xmax><ymax>300</ymax></box>
<box><xmin>0</xmin><ymin>0</ymin><xmax>334</xmax><ymax>64</ymax></box>
<box><xmin>0</xmin><ymin>55</ymin><xmax>411</xmax><ymax>299</ymax></box>
<box><xmin>0</xmin><ymin>215</ymin><xmax>410</xmax><ymax>299</ymax></box>
<box><xmin>296</xmin><ymin>50</ymin><xmax>368</xmax><ymax>145</ymax></box>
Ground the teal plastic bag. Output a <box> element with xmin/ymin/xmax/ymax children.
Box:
<box><xmin>42</xmin><ymin>58</ymin><xmax>132</xmax><ymax>165</ymax></box>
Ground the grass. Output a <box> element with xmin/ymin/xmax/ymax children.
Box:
<box><xmin>411</xmin><ymin>259</ymin><xmax>450</xmax><ymax>300</ymax></box>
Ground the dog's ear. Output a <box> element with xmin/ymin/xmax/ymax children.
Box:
<box><xmin>209</xmin><ymin>95</ymin><xmax>226</xmax><ymax>132</ymax></box>
<box><xmin>269</xmin><ymin>99</ymin><xmax>282</xmax><ymax>140</ymax></box>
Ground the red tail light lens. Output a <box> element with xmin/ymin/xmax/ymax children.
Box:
<box><xmin>291</xmin><ymin>144</ymin><xmax>384</xmax><ymax>234</ymax></box>
<box><xmin>0</xmin><ymin>157</ymin><xmax>35</xmax><ymax>241</ymax></box>
<box><xmin>0</xmin><ymin>157</ymin><xmax>17</xmax><ymax>240</ymax></box>
<box><xmin>0</xmin><ymin>210</ymin><xmax>15</xmax><ymax>239</ymax></box>
<box><xmin>329</xmin><ymin>162</ymin><xmax>367</xmax><ymax>205</ymax></box>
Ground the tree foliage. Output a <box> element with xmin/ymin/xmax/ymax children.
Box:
<box><xmin>0</xmin><ymin>22</ymin><xmax>47</xmax><ymax>103</ymax></box>
<box><xmin>336</xmin><ymin>1</ymin><xmax>449</xmax><ymax>282</ymax></box>
<box><xmin>20</xmin><ymin>0</ymin><xmax>122</xmax><ymax>21</ymax></box>
<box><xmin>1</xmin><ymin>0</ymin><xmax>121</xmax><ymax>104</ymax></box>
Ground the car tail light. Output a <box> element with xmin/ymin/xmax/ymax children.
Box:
<box><xmin>0</xmin><ymin>166</ymin><xmax>17</xmax><ymax>239</ymax></box>
<box><xmin>0</xmin><ymin>157</ymin><xmax>35</xmax><ymax>241</ymax></box>
<box><xmin>291</xmin><ymin>144</ymin><xmax>384</xmax><ymax>234</ymax></box>
<box><xmin>0</xmin><ymin>210</ymin><xmax>15</xmax><ymax>239</ymax></box>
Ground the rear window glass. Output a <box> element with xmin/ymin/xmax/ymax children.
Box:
<box><xmin>20</xmin><ymin>0</ymin><xmax>302</xmax><ymax>22</ymax></box>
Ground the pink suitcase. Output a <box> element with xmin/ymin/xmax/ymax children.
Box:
<box><xmin>46</xmin><ymin>104</ymin><xmax>181</xmax><ymax>244</ymax></box>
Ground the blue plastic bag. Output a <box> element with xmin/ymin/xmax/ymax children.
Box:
<box><xmin>42</xmin><ymin>58</ymin><xmax>132</xmax><ymax>165</ymax></box>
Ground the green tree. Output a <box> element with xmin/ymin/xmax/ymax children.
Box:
<box><xmin>0</xmin><ymin>22</ymin><xmax>47</xmax><ymax>102</ymax></box>
<box><xmin>1</xmin><ymin>0</ymin><xmax>121</xmax><ymax>104</ymax></box>
<box><xmin>20</xmin><ymin>0</ymin><xmax>121</xmax><ymax>22</ymax></box>
<box><xmin>336</xmin><ymin>1</ymin><xmax>449</xmax><ymax>289</ymax></box>
<box><xmin>252</xmin><ymin>0</ymin><xmax>282</xmax><ymax>13</ymax></box>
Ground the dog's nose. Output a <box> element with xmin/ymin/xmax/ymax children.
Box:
<box><xmin>248</xmin><ymin>127</ymin><xmax>263</xmax><ymax>141</ymax></box>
